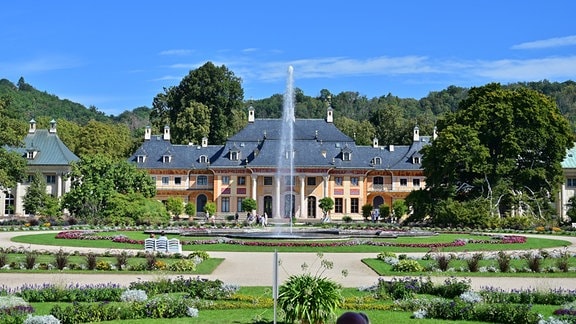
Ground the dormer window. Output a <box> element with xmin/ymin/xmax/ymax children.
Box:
<box><xmin>342</xmin><ymin>152</ymin><xmax>351</xmax><ymax>161</ymax></box>
<box><xmin>413</xmin><ymin>157</ymin><xmax>421</xmax><ymax>164</ymax></box>
<box><xmin>26</xmin><ymin>149</ymin><xmax>37</xmax><ymax>160</ymax></box>
<box><xmin>371</xmin><ymin>157</ymin><xmax>382</xmax><ymax>165</ymax></box>
<box><xmin>137</xmin><ymin>155</ymin><xmax>146</xmax><ymax>163</ymax></box>
<box><xmin>199</xmin><ymin>155</ymin><xmax>208</xmax><ymax>163</ymax></box>
<box><xmin>162</xmin><ymin>155</ymin><xmax>171</xmax><ymax>163</ymax></box>
<box><xmin>230</xmin><ymin>151</ymin><xmax>240</xmax><ymax>161</ymax></box>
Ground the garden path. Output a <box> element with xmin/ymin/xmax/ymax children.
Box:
<box><xmin>0</xmin><ymin>231</ymin><xmax>575</xmax><ymax>291</ymax></box>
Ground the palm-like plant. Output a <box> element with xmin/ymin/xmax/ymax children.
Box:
<box><xmin>278</xmin><ymin>254</ymin><xmax>343</xmax><ymax>324</ymax></box>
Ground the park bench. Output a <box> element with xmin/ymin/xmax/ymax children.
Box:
<box><xmin>144</xmin><ymin>238</ymin><xmax>182</xmax><ymax>253</ymax></box>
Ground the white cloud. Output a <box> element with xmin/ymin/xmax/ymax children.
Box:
<box><xmin>0</xmin><ymin>56</ymin><xmax>81</xmax><ymax>75</ymax></box>
<box><xmin>512</xmin><ymin>35</ymin><xmax>576</xmax><ymax>50</ymax></box>
<box><xmin>471</xmin><ymin>56</ymin><xmax>576</xmax><ymax>80</ymax></box>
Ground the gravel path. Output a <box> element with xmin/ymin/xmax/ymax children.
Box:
<box><xmin>0</xmin><ymin>230</ymin><xmax>575</xmax><ymax>291</ymax></box>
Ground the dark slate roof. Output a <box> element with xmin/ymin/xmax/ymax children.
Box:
<box><xmin>129</xmin><ymin>121</ymin><xmax>430</xmax><ymax>171</ymax></box>
<box><xmin>10</xmin><ymin>129</ymin><xmax>79</xmax><ymax>165</ymax></box>
<box><xmin>228</xmin><ymin>119</ymin><xmax>354</xmax><ymax>142</ymax></box>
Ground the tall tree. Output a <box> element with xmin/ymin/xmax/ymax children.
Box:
<box><xmin>23</xmin><ymin>171</ymin><xmax>50</xmax><ymax>216</ymax></box>
<box><xmin>62</xmin><ymin>155</ymin><xmax>155</xmax><ymax>221</ymax></box>
<box><xmin>416</xmin><ymin>83</ymin><xmax>572</xmax><ymax>221</ymax></box>
<box><xmin>0</xmin><ymin>96</ymin><xmax>27</xmax><ymax>191</ymax></box>
<box><xmin>151</xmin><ymin>62</ymin><xmax>244</xmax><ymax>145</ymax></box>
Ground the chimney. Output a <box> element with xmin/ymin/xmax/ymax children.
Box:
<box><xmin>29</xmin><ymin>119</ymin><xmax>36</xmax><ymax>134</ymax></box>
<box><xmin>201</xmin><ymin>136</ymin><xmax>208</xmax><ymax>147</ymax></box>
<box><xmin>248</xmin><ymin>105</ymin><xmax>255</xmax><ymax>123</ymax></box>
<box><xmin>144</xmin><ymin>125</ymin><xmax>151</xmax><ymax>140</ymax></box>
<box><xmin>49</xmin><ymin>119</ymin><xmax>57</xmax><ymax>133</ymax></box>
<box><xmin>326</xmin><ymin>106</ymin><xmax>334</xmax><ymax>123</ymax></box>
<box><xmin>372</xmin><ymin>137</ymin><xmax>379</xmax><ymax>148</ymax></box>
<box><xmin>389</xmin><ymin>144</ymin><xmax>394</xmax><ymax>152</ymax></box>
<box><xmin>163</xmin><ymin>125</ymin><xmax>171</xmax><ymax>141</ymax></box>
<box><xmin>413</xmin><ymin>125</ymin><xmax>420</xmax><ymax>142</ymax></box>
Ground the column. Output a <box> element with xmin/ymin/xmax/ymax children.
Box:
<box><xmin>251</xmin><ymin>175</ymin><xmax>257</xmax><ymax>201</ymax></box>
<box><xmin>274</xmin><ymin>176</ymin><xmax>281</xmax><ymax>218</ymax></box>
<box><xmin>299</xmin><ymin>176</ymin><xmax>305</xmax><ymax>218</ymax></box>
<box><xmin>323</xmin><ymin>175</ymin><xmax>329</xmax><ymax>197</ymax></box>
<box><xmin>57</xmin><ymin>173</ymin><xmax>63</xmax><ymax>197</ymax></box>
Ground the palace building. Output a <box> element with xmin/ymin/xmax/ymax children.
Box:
<box><xmin>130</xmin><ymin>107</ymin><xmax>433</xmax><ymax>220</ymax></box>
<box><xmin>1</xmin><ymin>119</ymin><xmax>79</xmax><ymax>217</ymax></box>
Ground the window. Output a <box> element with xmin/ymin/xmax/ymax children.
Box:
<box><xmin>372</xmin><ymin>157</ymin><xmax>382</xmax><ymax>165</ymax></box>
<box><xmin>413</xmin><ymin>178</ymin><xmax>421</xmax><ymax>187</ymax></box>
<box><xmin>264</xmin><ymin>176</ymin><xmax>273</xmax><ymax>186</ymax></box>
<box><xmin>174</xmin><ymin>177</ymin><xmax>182</xmax><ymax>185</ymax></box>
<box><xmin>137</xmin><ymin>155</ymin><xmax>145</xmax><ymax>163</ymax></box>
<box><xmin>568</xmin><ymin>178</ymin><xmax>576</xmax><ymax>187</ymax></box>
<box><xmin>27</xmin><ymin>151</ymin><xmax>35</xmax><ymax>159</ymax></box>
<box><xmin>163</xmin><ymin>155</ymin><xmax>171</xmax><ymax>163</ymax></box>
<box><xmin>221</xmin><ymin>197</ymin><xmax>230</xmax><ymax>212</ymax></box>
<box><xmin>222</xmin><ymin>176</ymin><xmax>230</xmax><ymax>185</ymax></box>
<box><xmin>350</xmin><ymin>177</ymin><xmax>359</xmax><ymax>186</ymax></box>
<box><xmin>413</xmin><ymin>157</ymin><xmax>421</xmax><ymax>164</ymax></box>
<box><xmin>46</xmin><ymin>175</ymin><xmax>56</xmax><ymax>184</ymax></box>
<box><xmin>162</xmin><ymin>176</ymin><xmax>169</xmax><ymax>185</ymax></box>
<box><xmin>238</xmin><ymin>176</ymin><xmax>246</xmax><ymax>185</ymax></box>
<box><xmin>4</xmin><ymin>193</ymin><xmax>14</xmax><ymax>215</ymax></box>
<box><xmin>373</xmin><ymin>176</ymin><xmax>384</xmax><ymax>185</ymax></box>
<box><xmin>197</xmin><ymin>175</ymin><xmax>208</xmax><ymax>186</ymax></box>
<box><xmin>27</xmin><ymin>175</ymin><xmax>34</xmax><ymax>183</ymax></box>
<box><xmin>200</xmin><ymin>155</ymin><xmax>208</xmax><ymax>163</ymax></box>
<box><xmin>351</xmin><ymin>198</ymin><xmax>359</xmax><ymax>213</ymax></box>
<box><xmin>400</xmin><ymin>178</ymin><xmax>408</xmax><ymax>186</ymax></box>
<box><xmin>307</xmin><ymin>177</ymin><xmax>316</xmax><ymax>186</ymax></box>
<box><xmin>237</xmin><ymin>197</ymin><xmax>244</xmax><ymax>212</ymax></box>
<box><xmin>335</xmin><ymin>198</ymin><xmax>343</xmax><ymax>213</ymax></box>
<box><xmin>230</xmin><ymin>151</ymin><xmax>239</xmax><ymax>161</ymax></box>
<box><xmin>342</xmin><ymin>152</ymin><xmax>351</xmax><ymax>161</ymax></box>
<box><xmin>335</xmin><ymin>177</ymin><xmax>343</xmax><ymax>186</ymax></box>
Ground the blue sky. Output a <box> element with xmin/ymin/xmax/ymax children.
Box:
<box><xmin>2</xmin><ymin>1</ymin><xmax>576</xmax><ymax>116</ymax></box>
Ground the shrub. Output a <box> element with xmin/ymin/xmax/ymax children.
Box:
<box><xmin>95</xmin><ymin>260</ymin><xmax>111</xmax><ymax>271</ymax></box>
<box><xmin>392</xmin><ymin>259</ymin><xmax>424</xmax><ymax>272</ymax></box>
<box><xmin>524</xmin><ymin>251</ymin><xmax>542</xmax><ymax>273</ymax></box>
<box><xmin>188</xmin><ymin>251</ymin><xmax>210</xmax><ymax>261</ymax></box>
<box><xmin>0</xmin><ymin>250</ymin><xmax>7</xmax><ymax>268</ymax></box>
<box><xmin>278</xmin><ymin>274</ymin><xmax>343</xmax><ymax>324</ymax></box>
<box><xmin>556</xmin><ymin>250</ymin><xmax>571</xmax><ymax>272</ymax></box>
<box><xmin>497</xmin><ymin>251</ymin><xmax>511</xmax><ymax>272</ymax></box>
<box><xmin>24</xmin><ymin>251</ymin><xmax>37</xmax><ymax>270</ymax></box>
<box><xmin>120</xmin><ymin>289</ymin><xmax>148</xmax><ymax>302</ymax></box>
<box><xmin>169</xmin><ymin>259</ymin><xmax>197</xmax><ymax>272</ymax></box>
<box><xmin>341</xmin><ymin>215</ymin><xmax>353</xmax><ymax>223</ymax></box>
<box><xmin>115</xmin><ymin>251</ymin><xmax>129</xmax><ymax>270</ymax></box>
<box><xmin>435</xmin><ymin>253</ymin><xmax>453</xmax><ymax>272</ymax></box>
<box><xmin>377</xmin><ymin>252</ymin><xmax>397</xmax><ymax>260</ymax></box>
<box><xmin>465</xmin><ymin>253</ymin><xmax>483</xmax><ymax>272</ymax></box>
<box><xmin>24</xmin><ymin>314</ymin><xmax>60</xmax><ymax>324</ymax></box>
<box><xmin>85</xmin><ymin>252</ymin><xmax>97</xmax><ymax>270</ymax></box>
<box><xmin>54</xmin><ymin>249</ymin><xmax>69</xmax><ymax>270</ymax></box>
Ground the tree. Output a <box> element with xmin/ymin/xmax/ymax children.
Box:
<box><xmin>62</xmin><ymin>155</ymin><xmax>156</xmax><ymax>222</ymax></box>
<box><xmin>151</xmin><ymin>62</ymin><xmax>244</xmax><ymax>145</ymax></box>
<box><xmin>420</xmin><ymin>83</ymin><xmax>573</xmax><ymax>222</ymax></box>
<box><xmin>103</xmin><ymin>192</ymin><xmax>169</xmax><ymax>226</ymax></box>
<box><xmin>165</xmin><ymin>197</ymin><xmax>184</xmax><ymax>219</ymax></box>
<box><xmin>23</xmin><ymin>172</ymin><xmax>50</xmax><ymax>216</ymax></box>
<box><xmin>392</xmin><ymin>199</ymin><xmax>408</xmax><ymax>220</ymax></box>
<box><xmin>241</xmin><ymin>198</ymin><xmax>257</xmax><ymax>213</ymax></box>
<box><xmin>185</xmin><ymin>201</ymin><xmax>197</xmax><ymax>218</ymax></box>
<box><xmin>0</xmin><ymin>96</ymin><xmax>27</xmax><ymax>191</ymax></box>
<box><xmin>361</xmin><ymin>204</ymin><xmax>373</xmax><ymax>221</ymax></box>
<box><xmin>74</xmin><ymin>120</ymin><xmax>133</xmax><ymax>159</ymax></box>
<box><xmin>318</xmin><ymin>197</ymin><xmax>334</xmax><ymax>220</ymax></box>
<box><xmin>204</xmin><ymin>201</ymin><xmax>217</xmax><ymax>216</ymax></box>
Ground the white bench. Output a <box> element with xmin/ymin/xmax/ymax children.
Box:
<box><xmin>144</xmin><ymin>238</ymin><xmax>182</xmax><ymax>253</ymax></box>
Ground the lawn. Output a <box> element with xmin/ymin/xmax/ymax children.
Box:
<box><xmin>9</xmin><ymin>231</ymin><xmax>571</xmax><ymax>253</ymax></box>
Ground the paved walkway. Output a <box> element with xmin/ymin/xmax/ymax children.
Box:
<box><xmin>0</xmin><ymin>231</ymin><xmax>575</xmax><ymax>291</ymax></box>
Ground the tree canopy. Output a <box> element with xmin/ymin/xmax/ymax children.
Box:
<box><xmin>150</xmin><ymin>62</ymin><xmax>245</xmax><ymax>145</ymax></box>
<box><xmin>413</xmin><ymin>83</ymin><xmax>573</xmax><ymax>224</ymax></box>
<box><xmin>62</xmin><ymin>155</ymin><xmax>156</xmax><ymax>221</ymax></box>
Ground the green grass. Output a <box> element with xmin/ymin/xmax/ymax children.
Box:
<box><xmin>362</xmin><ymin>257</ymin><xmax>576</xmax><ymax>277</ymax></box>
<box><xmin>10</xmin><ymin>232</ymin><xmax>571</xmax><ymax>253</ymax></box>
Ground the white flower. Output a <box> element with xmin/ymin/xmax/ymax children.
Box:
<box><xmin>187</xmin><ymin>307</ymin><xmax>199</xmax><ymax>317</ymax></box>
<box><xmin>120</xmin><ymin>289</ymin><xmax>148</xmax><ymax>302</ymax></box>
<box><xmin>412</xmin><ymin>309</ymin><xmax>427</xmax><ymax>319</ymax></box>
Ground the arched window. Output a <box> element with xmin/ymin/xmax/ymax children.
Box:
<box><xmin>372</xmin><ymin>157</ymin><xmax>382</xmax><ymax>165</ymax></box>
<box><xmin>199</xmin><ymin>155</ymin><xmax>208</xmax><ymax>163</ymax></box>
